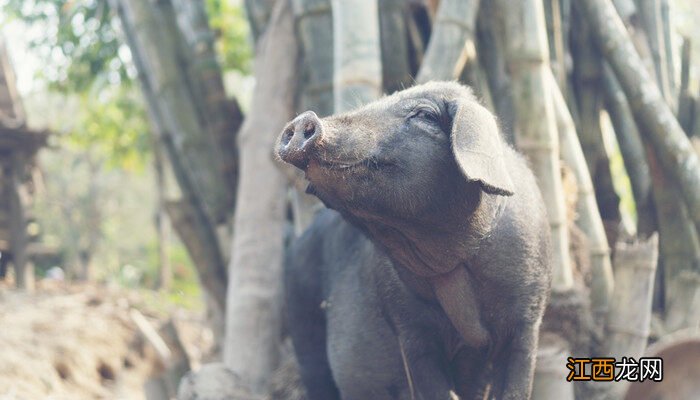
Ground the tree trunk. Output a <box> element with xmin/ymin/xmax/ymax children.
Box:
<box><xmin>331</xmin><ymin>0</ymin><xmax>382</xmax><ymax>111</ymax></box>
<box><xmin>416</xmin><ymin>0</ymin><xmax>480</xmax><ymax>83</ymax></box>
<box><xmin>579</xmin><ymin>0</ymin><xmax>700</xmax><ymax>229</ymax></box>
<box><xmin>548</xmin><ymin>72</ymin><xmax>613</xmax><ymax>318</ymax></box>
<box><xmin>154</xmin><ymin>142</ymin><xmax>172</xmax><ymax>291</ymax></box>
<box><xmin>165</xmin><ymin>200</ymin><xmax>227</xmax><ymax>311</ymax></box>
<box><xmin>497</xmin><ymin>0</ymin><xmax>573</xmax><ymax>291</ymax></box>
<box><xmin>115</xmin><ymin>0</ymin><xmax>234</xmax><ymax>225</ymax></box>
<box><xmin>110</xmin><ymin>0</ymin><xmax>229</xmax><ymax>309</ymax></box>
<box><xmin>172</xmin><ymin>0</ymin><xmax>243</xmax><ymax>207</ymax></box>
<box><xmin>245</xmin><ymin>0</ymin><xmax>278</xmax><ymax>42</ymax></box>
<box><xmin>223</xmin><ymin>0</ymin><xmax>299</xmax><ymax>394</ymax></box>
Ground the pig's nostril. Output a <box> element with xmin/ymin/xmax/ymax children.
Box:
<box><xmin>282</xmin><ymin>128</ymin><xmax>294</xmax><ymax>145</ymax></box>
<box><xmin>303</xmin><ymin>123</ymin><xmax>316</xmax><ymax>139</ymax></box>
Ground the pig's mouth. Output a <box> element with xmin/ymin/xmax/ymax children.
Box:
<box><xmin>311</xmin><ymin>156</ymin><xmax>393</xmax><ymax>172</ymax></box>
<box><xmin>303</xmin><ymin>155</ymin><xmax>394</xmax><ymax>200</ymax></box>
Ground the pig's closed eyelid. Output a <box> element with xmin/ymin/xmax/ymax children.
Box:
<box><xmin>407</xmin><ymin>105</ymin><xmax>440</xmax><ymax>119</ymax></box>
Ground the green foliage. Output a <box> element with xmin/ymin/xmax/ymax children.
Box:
<box><xmin>205</xmin><ymin>0</ymin><xmax>252</xmax><ymax>73</ymax></box>
<box><xmin>1</xmin><ymin>0</ymin><xmax>129</xmax><ymax>92</ymax></box>
<box><xmin>69</xmin><ymin>86</ymin><xmax>151</xmax><ymax>171</ymax></box>
<box><xmin>2</xmin><ymin>0</ymin><xmax>252</xmax><ymax>92</ymax></box>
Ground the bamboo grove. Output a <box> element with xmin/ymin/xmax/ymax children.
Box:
<box><xmin>106</xmin><ymin>0</ymin><xmax>700</xmax><ymax>398</ymax></box>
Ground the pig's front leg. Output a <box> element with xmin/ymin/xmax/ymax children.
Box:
<box><xmin>490</xmin><ymin>321</ymin><xmax>540</xmax><ymax>400</ymax></box>
<box><xmin>396</xmin><ymin>331</ymin><xmax>456</xmax><ymax>400</ymax></box>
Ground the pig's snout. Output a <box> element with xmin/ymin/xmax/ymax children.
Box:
<box><xmin>279</xmin><ymin>110</ymin><xmax>323</xmax><ymax>170</ymax></box>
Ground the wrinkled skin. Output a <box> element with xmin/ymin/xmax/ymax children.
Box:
<box><xmin>278</xmin><ymin>82</ymin><xmax>552</xmax><ymax>400</ymax></box>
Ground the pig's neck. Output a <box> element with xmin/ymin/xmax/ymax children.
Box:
<box><xmin>349</xmin><ymin>190</ymin><xmax>506</xmax><ymax>280</ymax></box>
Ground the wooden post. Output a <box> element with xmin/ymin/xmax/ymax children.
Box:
<box><xmin>7</xmin><ymin>153</ymin><xmax>33</xmax><ymax>291</ymax></box>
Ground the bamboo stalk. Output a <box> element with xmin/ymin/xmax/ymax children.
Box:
<box><xmin>416</xmin><ymin>0</ymin><xmax>481</xmax><ymax>83</ymax></box>
<box><xmin>601</xmin><ymin>65</ymin><xmax>655</xmax><ymax>236</ymax></box>
<box><xmin>609</xmin><ymin>0</ymin><xmax>700</xmax><ymax>325</ymax></box>
<box><xmin>665</xmin><ymin>271</ymin><xmax>700</xmax><ymax>332</ymax></box>
<box><xmin>405</xmin><ymin>2</ymin><xmax>430</xmax><ymax>76</ymax></box>
<box><xmin>637</xmin><ymin>0</ymin><xmax>674</xmax><ymax>109</ymax></box>
<box><xmin>496</xmin><ymin>0</ymin><xmax>573</xmax><ymax>291</ymax></box>
<box><xmin>544</xmin><ymin>0</ymin><xmax>567</xmax><ymax>90</ymax></box>
<box><xmin>476</xmin><ymin>0</ymin><xmax>515</xmax><ymax>143</ymax></box>
<box><xmin>569</xmin><ymin>14</ymin><xmax>622</xmax><ymax>245</ymax></box>
<box><xmin>605</xmin><ymin>234</ymin><xmax>658</xmax><ymax>399</ymax></box>
<box><xmin>660</xmin><ymin>0</ymin><xmax>676</xmax><ymax>96</ymax></box>
<box><xmin>548</xmin><ymin>72</ymin><xmax>614</xmax><ymax>318</ymax></box>
<box><xmin>292</xmin><ymin>0</ymin><xmax>334</xmax><ymax>117</ymax></box>
<box><xmin>580</xmin><ymin>0</ymin><xmax>700</xmax><ymax>230</ymax></box>
<box><xmin>531</xmin><ymin>333</ymin><xmax>575</xmax><ymax>400</ymax></box>
<box><xmin>378</xmin><ymin>0</ymin><xmax>413</xmax><ymax>93</ymax></box>
<box><xmin>678</xmin><ymin>38</ymin><xmax>694</xmax><ymax>135</ymax></box>
<box><xmin>647</xmin><ymin>148</ymin><xmax>700</xmax><ymax>327</ymax></box>
<box><xmin>290</xmin><ymin>0</ymin><xmax>334</xmax><ymax>233</ymax></box>
<box><xmin>331</xmin><ymin>0</ymin><xmax>382</xmax><ymax>111</ymax></box>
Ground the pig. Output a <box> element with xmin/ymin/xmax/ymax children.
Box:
<box><xmin>277</xmin><ymin>81</ymin><xmax>552</xmax><ymax>400</ymax></box>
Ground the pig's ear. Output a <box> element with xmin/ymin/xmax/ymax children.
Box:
<box><xmin>449</xmin><ymin>98</ymin><xmax>515</xmax><ymax>196</ymax></box>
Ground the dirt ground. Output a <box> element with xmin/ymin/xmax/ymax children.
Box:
<box><xmin>0</xmin><ymin>281</ymin><xmax>212</xmax><ymax>400</ymax></box>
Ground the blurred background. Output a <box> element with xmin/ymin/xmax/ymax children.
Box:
<box><xmin>0</xmin><ymin>0</ymin><xmax>699</xmax><ymax>399</ymax></box>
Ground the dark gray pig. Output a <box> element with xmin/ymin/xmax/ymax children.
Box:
<box><xmin>277</xmin><ymin>82</ymin><xmax>552</xmax><ymax>400</ymax></box>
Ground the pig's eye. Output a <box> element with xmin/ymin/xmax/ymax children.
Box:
<box><xmin>411</xmin><ymin>108</ymin><xmax>440</xmax><ymax>124</ymax></box>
